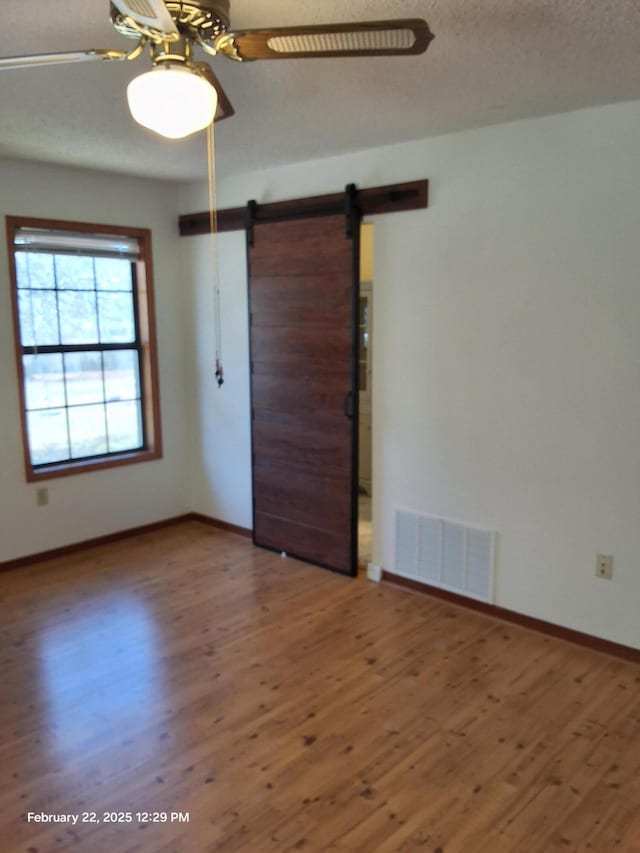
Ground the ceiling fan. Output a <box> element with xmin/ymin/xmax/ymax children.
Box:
<box><xmin>0</xmin><ymin>1</ymin><xmax>435</xmax><ymax>139</ymax></box>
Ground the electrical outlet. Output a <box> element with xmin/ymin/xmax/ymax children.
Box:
<box><xmin>36</xmin><ymin>486</ymin><xmax>49</xmax><ymax>507</ymax></box>
<box><xmin>596</xmin><ymin>553</ymin><xmax>613</xmax><ymax>580</ymax></box>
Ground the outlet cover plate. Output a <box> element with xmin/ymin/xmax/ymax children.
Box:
<box><xmin>596</xmin><ymin>553</ymin><xmax>613</xmax><ymax>580</ymax></box>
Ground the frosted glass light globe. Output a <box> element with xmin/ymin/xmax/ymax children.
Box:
<box><xmin>127</xmin><ymin>66</ymin><xmax>217</xmax><ymax>139</ymax></box>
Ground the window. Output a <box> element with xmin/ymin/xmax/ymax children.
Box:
<box><xmin>6</xmin><ymin>217</ymin><xmax>162</xmax><ymax>481</ymax></box>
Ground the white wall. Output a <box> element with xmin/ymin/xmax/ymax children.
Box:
<box><xmin>0</xmin><ymin>161</ymin><xmax>190</xmax><ymax>561</ymax></box>
<box><xmin>179</xmin><ymin>226</ymin><xmax>252</xmax><ymax>528</ymax></box>
<box><xmin>180</xmin><ymin>99</ymin><xmax>640</xmax><ymax>649</ymax></box>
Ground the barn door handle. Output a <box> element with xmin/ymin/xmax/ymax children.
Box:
<box><xmin>343</xmin><ymin>391</ymin><xmax>354</xmax><ymax>420</ymax></box>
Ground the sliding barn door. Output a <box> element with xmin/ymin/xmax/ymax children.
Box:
<box><xmin>247</xmin><ymin>210</ymin><xmax>359</xmax><ymax>576</ymax></box>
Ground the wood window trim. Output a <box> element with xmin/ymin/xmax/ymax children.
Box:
<box><xmin>6</xmin><ymin>215</ymin><xmax>163</xmax><ymax>482</ymax></box>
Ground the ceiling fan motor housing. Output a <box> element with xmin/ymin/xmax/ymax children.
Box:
<box><xmin>111</xmin><ymin>1</ymin><xmax>231</xmax><ymax>45</ymax></box>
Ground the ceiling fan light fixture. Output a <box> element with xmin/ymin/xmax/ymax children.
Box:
<box><xmin>126</xmin><ymin>64</ymin><xmax>218</xmax><ymax>139</ymax></box>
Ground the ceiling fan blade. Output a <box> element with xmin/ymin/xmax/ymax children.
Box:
<box><xmin>0</xmin><ymin>49</ymin><xmax>128</xmax><ymax>71</ymax></box>
<box><xmin>111</xmin><ymin>0</ymin><xmax>179</xmax><ymax>39</ymax></box>
<box><xmin>216</xmin><ymin>18</ymin><xmax>433</xmax><ymax>62</ymax></box>
<box><xmin>192</xmin><ymin>63</ymin><xmax>235</xmax><ymax>122</ymax></box>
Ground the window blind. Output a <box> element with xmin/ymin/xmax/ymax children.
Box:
<box><xmin>14</xmin><ymin>227</ymin><xmax>140</xmax><ymax>260</ymax></box>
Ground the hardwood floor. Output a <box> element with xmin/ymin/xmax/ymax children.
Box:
<box><xmin>1</xmin><ymin>520</ymin><xmax>639</xmax><ymax>852</ymax></box>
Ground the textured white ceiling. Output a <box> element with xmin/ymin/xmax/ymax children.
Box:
<box><xmin>1</xmin><ymin>0</ymin><xmax>640</xmax><ymax>181</ymax></box>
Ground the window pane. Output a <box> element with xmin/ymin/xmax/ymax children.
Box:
<box><xmin>55</xmin><ymin>254</ymin><xmax>95</xmax><ymax>290</ymax></box>
<box><xmin>98</xmin><ymin>292</ymin><xmax>135</xmax><ymax>343</ymax></box>
<box><xmin>58</xmin><ymin>291</ymin><xmax>98</xmax><ymax>344</ymax></box>
<box><xmin>27</xmin><ymin>409</ymin><xmax>69</xmax><ymax>465</ymax></box>
<box><xmin>106</xmin><ymin>400</ymin><xmax>143</xmax><ymax>452</ymax></box>
<box><xmin>15</xmin><ymin>253</ymin><xmax>29</xmax><ymax>288</ymax></box>
<box><xmin>28</xmin><ymin>254</ymin><xmax>55</xmax><ymax>289</ymax></box>
<box><xmin>95</xmin><ymin>258</ymin><xmax>132</xmax><ymax>291</ymax></box>
<box><xmin>103</xmin><ymin>350</ymin><xmax>140</xmax><ymax>402</ymax></box>
<box><xmin>64</xmin><ymin>352</ymin><xmax>104</xmax><ymax>407</ymax></box>
<box><xmin>68</xmin><ymin>404</ymin><xmax>107</xmax><ymax>458</ymax></box>
<box><xmin>17</xmin><ymin>291</ymin><xmax>34</xmax><ymax>345</ymax></box>
<box><xmin>18</xmin><ymin>290</ymin><xmax>59</xmax><ymax>346</ymax></box>
<box><xmin>23</xmin><ymin>354</ymin><xmax>65</xmax><ymax>410</ymax></box>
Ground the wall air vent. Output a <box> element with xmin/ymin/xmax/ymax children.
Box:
<box><xmin>395</xmin><ymin>510</ymin><xmax>496</xmax><ymax>603</ymax></box>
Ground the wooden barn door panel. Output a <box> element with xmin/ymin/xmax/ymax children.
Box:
<box><xmin>248</xmin><ymin>211</ymin><xmax>358</xmax><ymax>576</ymax></box>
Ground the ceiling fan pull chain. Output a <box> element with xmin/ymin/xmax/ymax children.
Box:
<box><xmin>207</xmin><ymin>121</ymin><xmax>224</xmax><ymax>388</ymax></box>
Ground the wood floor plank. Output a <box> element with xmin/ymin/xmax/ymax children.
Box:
<box><xmin>0</xmin><ymin>520</ymin><xmax>638</xmax><ymax>852</ymax></box>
